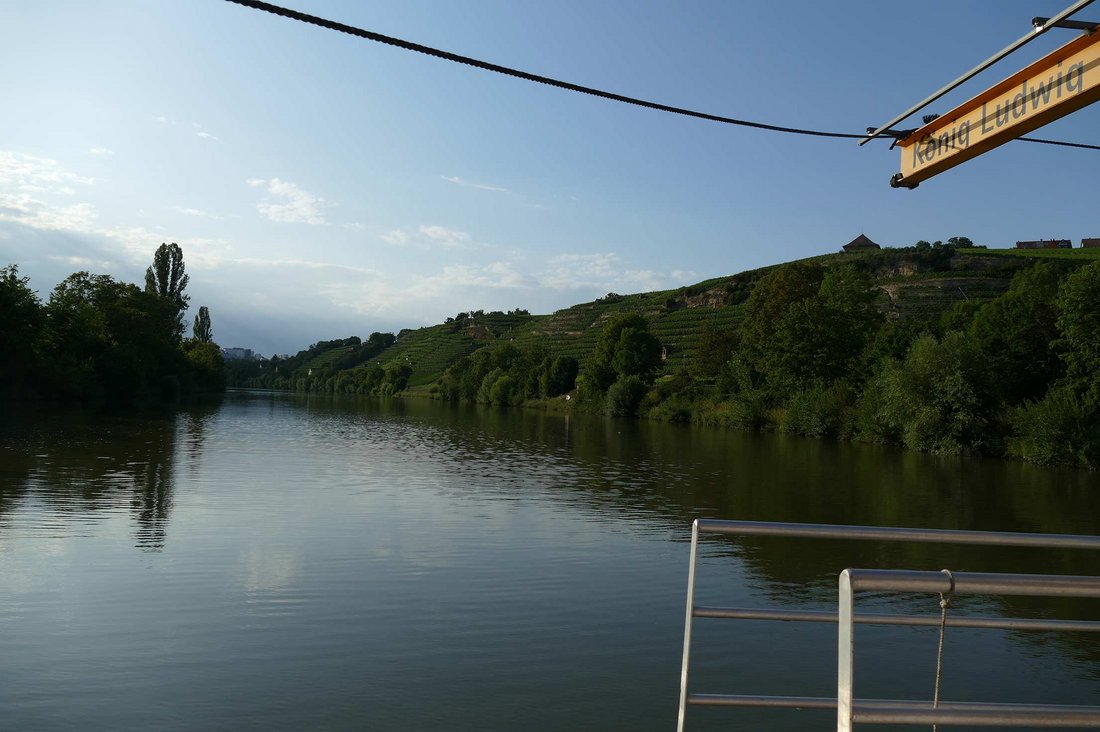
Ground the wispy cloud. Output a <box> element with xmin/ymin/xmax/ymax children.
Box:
<box><xmin>379</xmin><ymin>225</ymin><xmax>475</xmax><ymax>249</ymax></box>
<box><xmin>196</xmin><ymin>131</ymin><xmax>219</xmax><ymax>142</ymax></box>
<box><xmin>88</xmin><ymin>146</ymin><xmax>114</xmax><ymax>157</ymax></box>
<box><xmin>418</xmin><ymin>225</ymin><xmax>471</xmax><ymax>248</ymax></box>
<box><xmin>441</xmin><ymin>175</ymin><xmax>509</xmax><ymax>193</ymax></box>
<box><xmin>48</xmin><ymin>254</ymin><xmax>113</xmax><ymax>270</ymax></box>
<box><xmin>174</xmin><ymin>205</ymin><xmax>223</xmax><ymax>220</ymax></box>
<box><xmin>539</xmin><ymin>252</ymin><xmax>688</xmax><ymax>292</ymax></box>
<box><xmin>247</xmin><ymin>177</ymin><xmax>329</xmax><ymax>225</ymax></box>
<box><xmin>153</xmin><ymin>115</ymin><xmax>174</xmax><ymax>124</ymax></box>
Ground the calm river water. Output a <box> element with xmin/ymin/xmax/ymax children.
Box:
<box><xmin>1</xmin><ymin>391</ymin><xmax>1098</xmax><ymax>731</ymax></box>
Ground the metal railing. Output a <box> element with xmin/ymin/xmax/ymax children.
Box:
<box><xmin>677</xmin><ymin>519</ymin><xmax>1100</xmax><ymax>731</ymax></box>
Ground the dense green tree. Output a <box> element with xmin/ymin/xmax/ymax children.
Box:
<box><xmin>693</xmin><ymin>323</ymin><xmax>737</xmax><ymax>378</ymax></box>
<box><xmin>947</xmin><ymin>236</ymin><xmax>975</xmax><ymax>248</ymax></box>
<box><xmin>144</xmin><ymin>242</ymin><xmax>190</xmax><ymax>339</ymax></box>
<box><xmin>1056</xmin><ymin>261</ymin><xmax>1100</xmax><ymax>398</ymax></box>
<box><xmin>1010</xmin><ymin>385</ymin><xmax>1099</xmax><ymax>468</ymax></box>
<box><xmin>859</xmin><ymin>332</ymin><xmax>991</xmax><ymax>453</ymax></box>
<box><xmin>182</xmin><ymin>340</ymin><xmax>225</xmax><ymax>392</ymax></box>
<box><xmin>742</xmin><ymin>264</ymin><xmax>880</xmax><ymax>392</ymax></box>
<box><xmin>541</xmin><ymin>355</ymin><xmax>578</xmax><ymax>397</ymax></box>
<box><xmin>968</xmin><ymin>263</ymin><xmax>1063</xmax><ymax>403</ymax></box>
<box><xmin>579</xmin><ymin>313</ymin><xmax>662</xmax><ymax>398</ymax></box>
<box><xmin>606</xmin><ymin>375</ymin><xmax>648</xmax><ymax>417</ymax></box>
<box><xmin>192</xmin><ymin>305</ymin><xmax>213</xmax><ymax>343</ymax></box>
<box><xmin>0</xmin><ymin>265</ymin><xmax>45</xmax><ymax>399</ymax></box>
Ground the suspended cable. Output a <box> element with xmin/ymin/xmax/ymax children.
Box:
<box><xmin>1017</xmin><ymin>136</ymin><xmax>1100</xmax><ymax>151</ymax></box>
<box><xmin>224</xmin><ymin>0</ymin><xmax>1100</xmax><ymax>152</ymax></box>
<box><xmin>223</xmin><ymin>0</ymin><xmax>865</xmax><ymax>140</ymax></box>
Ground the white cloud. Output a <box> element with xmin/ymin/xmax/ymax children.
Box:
<box><xmin>0</xmin><ymin>151</ymin><xmax>95</xmax><ymax>189</ymax></box>
<box><xmin>247</xmin><ymin>177</ymin><xmax>329</xmax><ymax>225</ymax></box>
<box><xmin>418</xmin><ymin>225</ymin><xmax>470</xmax><ymax>248</ymax></box>
<box><xmin>196</xmin><ymin>131</ymin><xmax>219</xmax><ymax>142</ymax></box>
<box><xmin>539</xmin><ymin>252</ymin><xmax>684</xmax><ymax>292</ymax></box>
<box><xmin>379</xmin><ymin>229</ymin><xmax>409</xmax><ymax>245</ymax></box>
<box><xmin>0</xmin><ymin>192</ymin><xmax>99</xmax><ymax>232</ymax></box>
<box><xmin>441</xmin><ymin>175</ymin><xmax>508</xmax><ymax>193</ymax></box>
<box><xmin>154</xmin><ymin>116</ymin><xmax>174</xmax><ymax>124</ymax></box>
<box><xmin>88</xmin><ymin>146</ymin><xmax>114</xmax><ymax>157</ymax></box>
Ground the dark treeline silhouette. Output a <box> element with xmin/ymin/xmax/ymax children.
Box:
<box><xmin>0</xmin><ymin>243</ymin><xmax>225</xmax><ymax>403</ymax></box>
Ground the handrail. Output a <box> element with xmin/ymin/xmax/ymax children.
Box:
<box><xmin>677</xmin><ymin>519</ymin><xmax>1100</xmax><ymax>731</ymax></box>
<box><xmin>838</xmin><ymin>568</ymin><xmax>1100</xmax><ymax>730</ymax></box>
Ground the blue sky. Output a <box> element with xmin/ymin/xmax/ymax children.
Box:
<box><xmin>2</xmin><ymin>1</ymin><xmax>1098</xmax><ymax>355</ymax></box>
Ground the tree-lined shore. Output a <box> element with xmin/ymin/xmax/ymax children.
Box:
<box><xmin>0</xmin><ymin>244</ymin><xmax>224</xmax><ymax>403</ymax></box>
<box><xmin>246</xmin><ymin>245</ymin><xmax>1100</xmax><ymax>469</ymax></box>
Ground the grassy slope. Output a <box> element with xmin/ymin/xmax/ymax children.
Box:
<box><xmin>337</xmin><ymin>247</ymin><xmax>1091</xmax><ymax>390</ymax></box>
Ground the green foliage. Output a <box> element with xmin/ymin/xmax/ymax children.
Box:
<box><xmin>579</xmin><ymin>313</ymin><xmax>662</xmax><ymax>400</ymax></box>
<box><xmin>182</xmin><ymin>340</ymin><xmax>226</xmax><ymax>392</ymax></box>
<box><xmin>1056</xmin><ymin>261</ymin><xmax>1100</xmax><ymax>397</ymax></box>
<box><xmin>489</xmin><ymin>374</ymin><xmax>518</xmax><ymax>406</ymax></box>
<box><xmin>192</xmin><ymin>305</ymin><xmax>213</xmax><ymax>343</ymax></box>
<box><xmin>1009</xmin><ymin>385</ymin><xmax>1100</xmax><ymax>468</ymax></box>
<box><xmin>859</xmin><ymin>333</ymin><xmax>991</xmax><ymax>454</ymax></box>
<box><xmin>780</xmin><ymin>383</ymin><xmax>854</xmax><ymax>439</ymax></box>
<box><xmin>1</xmin><ymin>244</ymin><xmax>223</xmax><ymax>403</ymax></box>
<box><xmin>541</xmin><ymin>355</ymin><xmax>578</xmax><ymax>397</ymax></box>
<box><xmin>693</xmin><ymin>322</ymin><xmax>737</xmax><ymax>377</ymax></box>
<box><xmin>740</xmin><ymin>263</ymin><xmax>880</xmax><ymax>392</ymax></box>
<box><xmin>605</xmin><ymin>375</ymin><xmax>647</xmax><ymax>417</ymax></box>
<box><xmin>967</xmin><ymin>263</ymin><xmax>1063</xmax><ymax>403</ymax></box>
<box><xmin>144</xmin><ymin>242</ymin><xmax>190</xmax><ymax>339</ymax></box>
<box><xmin>0</xmin><ymin>265</ymin><xmax>45</xmax><ymax>399</ymax></box>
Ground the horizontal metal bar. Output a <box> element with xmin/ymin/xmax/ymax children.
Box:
<box><xmin>687</xmin><ymin>693</ymin><xmax>837</xmax><ymax>709</ymax></box>
<box><xmin>689</xmin><ymin>694</ymin><xmax>1100</xmax><ymax>726</ymax></box>
<box><xmin>694</xmin><ymin>518</ymin><xmax>1100</xmax><ymax>549</ymax></box>
<box><xmin>847</xmin><ymin>569</ymin><xmax>1100</xmax><ymax>598</ymax></box>
<box><xmin>692</xmin><ymin>605</ymin><xmax>1100</xmax><ymax>632</ymax></box>
<box><xmin>855</xmin><ymin>700</ymin><xmax>1100</xmax><ymax>727</ymax></box>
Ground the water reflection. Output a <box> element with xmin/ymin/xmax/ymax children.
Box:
<box><xmin>1</xmin><ymin>391</ymin><xmax>1097</xmax><ymax>731</ymax></box>
<box><xmin>0</xmin><ymin>403</ymin><xmax>221</xmax><ymax>551</ymax></box>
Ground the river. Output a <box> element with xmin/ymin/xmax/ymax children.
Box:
<box><xmin>1</xmin><ymin>391</ymin><xmax>1097</xmax><ymax>730</ymax></box>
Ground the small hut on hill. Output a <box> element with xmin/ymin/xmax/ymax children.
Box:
<box><xmin>842</xmin><ymin>234</ymin><xmax>881</xmax><ymax>253</ymax></box>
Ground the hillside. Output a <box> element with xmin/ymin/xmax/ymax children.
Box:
<box><xmin>236</xmin><ymin>245</ymin><xmax>1089</xmax><ymax>395</ymax></box>
<box><xmin>366</xmin><ymin>247</ymin><xmax>1050</xmax><ymax>389</ymax></box>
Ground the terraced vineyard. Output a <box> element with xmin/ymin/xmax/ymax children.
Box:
<box><xmin>300</xmin><ymin>345</ymin><xmax>357</xmax><ymax>370</ymax></box>
<box><xmin>302</xmin><ymin>247</ymin><xmax>1096</xmax><ymax>392</ymax></box>
<box><xmin>375</xmin><ymin>313</ymin><xmax>538</xmax><ymax>387</ymax></box>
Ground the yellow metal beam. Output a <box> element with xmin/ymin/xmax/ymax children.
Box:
<box><xmin>894</xmin><ymin>28</ymin><xmax>1100</xmax><ymax>187</ymax></box>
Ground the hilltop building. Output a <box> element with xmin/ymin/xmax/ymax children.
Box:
<box><xmin>1082</xmin><ymin>238</ymin><xmax>1100</xmax><ymax>248</ymax></box>
<box><xmin>1016</xmin><ymin>239</ymin><xmax>1071</xmax><ymax>249</ymax></box>
<box><xmin>842</xmin><ymin>234</ymin><xmax>881</xmax><ymax>253</ymax></box>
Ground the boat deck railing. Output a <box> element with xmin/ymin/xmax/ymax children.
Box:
<box><xmin>677</xmin><ymin>519</ymin><xmax>1100</xmax><ymax>730</ymax></box>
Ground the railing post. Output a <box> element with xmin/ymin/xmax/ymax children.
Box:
<box><xmin>677</xmin><ymin>520</ymin><xmax>701</xmax><ymax>732</ymax></box>
<box><xmin>838</xmin><ymin>569</ymin><xmax>854</xmax><ymax>732</ymax></box>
